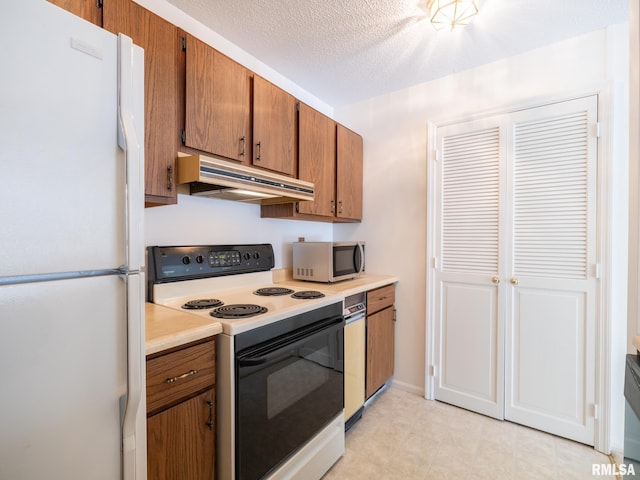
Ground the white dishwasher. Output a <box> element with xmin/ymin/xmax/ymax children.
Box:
<box><xmin>344</xmin><ymin>292</ymin><xmax>366</xmax><ymax>430</ymax></box>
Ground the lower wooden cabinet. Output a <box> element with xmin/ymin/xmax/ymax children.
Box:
<box><xmin>366</xmin><ymin>306</ymin><xmax>395</xmax><ymax>398</ymax></box>
<box><xmin>366</xmin><ymin>285</ymin><xmax>396</xmax><ymax>399</ymax></box>
<box><xmin>147</xmin><ymin>388</ymin><xmax>215</xmax><ymax>480</ymax></box>
<box><xmin>146</xmin><ymin>338</ymin><xmax>216</xmax><ymax>480</ymax></box>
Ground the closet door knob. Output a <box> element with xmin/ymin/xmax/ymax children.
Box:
<box><xmin>491</xmin><ymin>276</ymin><xmax>500</xmax><ymax>285</ymax></box>
<box><xmin>510</xmin><ymin>277</ymin><xmax>519</xmax><ymax>285</ymax></box>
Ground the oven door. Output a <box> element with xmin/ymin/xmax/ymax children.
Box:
<box><xmin>235</xmin><ymin>317</ymin><xmax>344</xmax><ymax>480</ymax></box>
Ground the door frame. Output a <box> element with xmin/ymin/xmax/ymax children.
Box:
<box><xmin>425</xmin><ymin>86</ymin><xmax>617</xmax><ymax>454</ymax></box>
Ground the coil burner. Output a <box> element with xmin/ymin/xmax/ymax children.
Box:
<box><xmin>291</xmin><ymin>291</ymin><xmax>326</xmax><ymax>300</ymax></box>
<box><xmin>182</xmin><ymin>299</ymin><xmax>224</xmax><ymax>309</ymax></box>
<box><xmin>210</xmin><ymin>304</ymin><xmax>268</xmax><ymax>319</ymax></box>
<box><xmin>253</xmin><ymin>287</ymin><xmax>295</xmax><ymax>296</ymax></box>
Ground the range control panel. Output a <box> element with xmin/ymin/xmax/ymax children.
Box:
<box><xmin>147</xmin><ymin>244</ymin><xmax>275</xmax><ymax>283</ymax></box>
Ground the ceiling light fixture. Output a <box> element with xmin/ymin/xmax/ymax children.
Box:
<box><xmin>427</xmin><ymin>0</ymin><xmax>479</xmax><ymax>31</ymax></box>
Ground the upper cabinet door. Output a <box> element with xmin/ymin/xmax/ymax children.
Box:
<box><xmin>183</xmin><ymin>34</ymin><xmax>251</xmax><ymax>163</ymax></box>
<box><xmin>298</xmin><ymin>103</ymin><xmax>336</xmax><ymax>217</ymax></box>
<box><xmin>336</xmin><ymin>125</ymin><xmax>363</xmax><ymax>220</ymax></box>
<box><xmin>47</xmin><ymin>0</ymin><xmax>102</xmax><ymax>26</ymax></box>
<box><xmin>104</xmin><ymin>0</ymin><xmax>179</xmax><ymax>205</ymax></box>
<box><xmin>253</xmin><ymin>75</ymin><xmax>297</xmax><ymax>176</ymax></box>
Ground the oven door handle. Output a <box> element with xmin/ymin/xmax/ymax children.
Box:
<box><xmin>238</xmin><ymin>318</ymin><xmax>344</xmax><ymax>367</ymax></box>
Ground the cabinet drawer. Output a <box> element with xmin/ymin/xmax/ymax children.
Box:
<box><xmin>146</xmin><ymin>339</ymin><xmax>216</xmax><ymax>415</ymax></box>
<box><xmin>367</xmin><ymin>284</ymin><xmax>395</xmax><ymax>315</ymax></box>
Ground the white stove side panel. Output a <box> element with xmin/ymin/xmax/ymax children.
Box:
<box><xmin>216</xmin><ymin>333</ymin><xmax>235</xmax><ymax>480</ymax></box>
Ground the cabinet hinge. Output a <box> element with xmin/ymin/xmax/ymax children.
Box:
<box><xmin>181</xmin><ymin>36</ymin><xmax>186</xmax><ymax>52</ymax></box>
<box><xmin>593</xmin><ymin>404</ymin><xmax>599</xmax><ymax>419</ymax></box>
<box><xmin>429</xmin><ymin>365</ymin><xmax>437</xmax><ymax>377</ymax></box>
<box><xmin>433</xmin><ymin>149</ymin><xmax>439</xmax><ymax>162</ymax></box>
<box><xmin>593</xmin><ymin>263</ymin><xmax>601</xmax><ymax>279</ymax></box>
<box><xmin>180</xmin><ymin>129</ymin><xmax>186</xmax><ymax>145</ymax></box>
<box><xmin>96</xmin><ymin>0</ymin><xmax>103</xmax><ymax>8</ymax></box>
<box><xmin>432</xmin><ymin>257</ymin><xmax>438</xmax><ymax>269</ymax></box>
<box><xmin>595</xmin><ymin>122</ymin><xmax>601</xmax><ymax>138</ymax></box>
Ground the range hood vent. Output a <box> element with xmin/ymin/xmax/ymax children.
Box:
<box><xmin>177</xmin><ymin>154</ymin><xmax>314</xmax><ymax>205</ymax></box>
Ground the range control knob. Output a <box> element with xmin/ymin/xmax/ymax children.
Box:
<box><xmin>195</xmin><ymin>255</ymin><xmax>204</xmax><ymax>264</ymax></box>
<box><xmin>182</xmin><ymin>256</ymin><xmax>191</xmax><ymax>265</ymax></box>
<box><xmin>253</xmin><ymin>252</ymin><xmax>261</xmax><ymax>260</ymax></box>
<box><xmin>243</xmin><ymin>252</ymin><xmax>251</xmax><ymax>260</ymax></box>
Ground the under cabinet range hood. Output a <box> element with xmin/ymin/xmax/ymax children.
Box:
<box><xmin>177</xmin><ymin>154</ymin><xmax>314</xmax><ymax>204</ymax></box>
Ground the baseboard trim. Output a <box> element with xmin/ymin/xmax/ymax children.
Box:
<box><xmin>390</xmin><ymin>378</ymin><xmax>424</xmax><ymax>397</ymax></box>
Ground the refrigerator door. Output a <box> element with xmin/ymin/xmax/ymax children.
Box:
<box><xmin>123</xmin><ymin>272</ymin><xmax>147</xmax><ymax>480</ymax></box>
<box><xmin>0</xmin><ymin>0</ymin><xmax>130</xmax><ymax>277</ymax></box>
<box><xmin>118</xmin><ymin>33</ymin><xmax>145</xmax><ymax>273</ymax></box>
<box><xmin>0</xmin><ymin>276</ymin><xmax>128</xmax><ymax>479</ymax></box>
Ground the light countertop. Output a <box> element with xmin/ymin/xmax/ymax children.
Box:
<box><xmin>145</xmin><ymin>271</ymin><xmax>397</xmax><ymax>354</ymax></box>
<box><xmin>275</xmin><ymin>271</ymin><xmax>398</xmax><ymax>298</ymax></box>
<box><xmin>145</xmin><ymin>303</ymin><xmax>222</xmax><ymax>355</ymax></box>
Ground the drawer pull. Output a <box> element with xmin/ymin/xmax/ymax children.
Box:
<box><xmin>165</xmin><ymin>369</ymin><xmax>198</xmax><ymax>384</ymax></box>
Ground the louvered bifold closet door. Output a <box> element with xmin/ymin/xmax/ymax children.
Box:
<box><xmin>434</xmin><ymin>117</ymin><xmax>507</xmax><ymax>419</ymax></box>
<box><xmin>505</xmin><ymin>95</ymin><xmax>598</xmax><ymax>445</ymax></box>
<box><xmin>441</xmin><ymin>128</ymin><xmax>500</xmax><ymax>274</ymax></box>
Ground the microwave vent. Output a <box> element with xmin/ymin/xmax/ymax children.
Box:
<box><xmin>296</xmin><ymin>267</ymin><xmax>313</xmax><ymax>278</ymax></box>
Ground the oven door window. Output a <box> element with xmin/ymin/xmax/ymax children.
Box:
<box><xmin>236</xmin><ymin>322</ymin><xmax>344</xmax><ymax>480</ymax></box>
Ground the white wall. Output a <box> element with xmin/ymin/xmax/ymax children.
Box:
<box><xmin>145</xmin><ymin>195</ymin><xmax>332</xmax><ymax>268</ymax></box>
<box><xmin>334</xmin><ymin>24</ymin><xmax>629</xmax><ymax>450</ymax></box>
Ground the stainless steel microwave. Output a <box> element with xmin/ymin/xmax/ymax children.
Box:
<box><xmin>292</xmin><ymin>241</ymin><xmax>365</xmax><ymax>283</ymax></box>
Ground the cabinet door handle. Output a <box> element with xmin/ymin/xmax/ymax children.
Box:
<box><xmin>256</xmin><ymin>142</ymin><xmax>261</xmax><ymax>161</ymax></box>
<box><xmin>338</xmin><ymin>200</ymin><xmax>343</xmax><ymax>214</ymax></box>
<box><xmin>240</xmin><ymin>136</ymin><xmax>246</xmax><ymax>157</ymax></box>
<box><xmin>165</xmin><ymin>369</ymin><xmax>198</xmax><ymax>384</ymax></box>
<box><xmin>206</xmin><ymin>400</ymin><xmax>214</xmax><ymax>431</ymax></box>
<box><xmin>167</xmin><ymin>165</ymin><xmax>174</xmax><ymax>192</ymax></box>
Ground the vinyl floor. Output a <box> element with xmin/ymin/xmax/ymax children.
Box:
<box><xmin>322</xmin><ymin>387</ymin><xmax>618</xmax><ymax>480</ymax></box>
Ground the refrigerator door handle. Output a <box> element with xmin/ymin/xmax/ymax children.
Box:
<box><xmin>117</xmin><ymin>33</ymin><xmax>145</xmax><ymax>272</ymax></box>
<box><xmin>121</xmin><ymin>273</ymin><xmax>146</xmax><ymax>480</ymax></box>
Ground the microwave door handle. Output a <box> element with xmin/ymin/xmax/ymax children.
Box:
<box><xmin>355</xmin><ymin>243</ymin><xmax>365</xmax><ymax>274</ymax></box>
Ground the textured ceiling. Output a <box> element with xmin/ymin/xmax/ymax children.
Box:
<box><xmin>165</xmin><ymin>0</ymin><xmax>629</xmax><ymax>107</ymax></box>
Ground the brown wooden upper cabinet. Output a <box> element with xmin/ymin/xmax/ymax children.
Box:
<box><xmin>261</xmin><ymin>113</ymin><xmax>363</xmax><ymax>223</ymax></box>
<box><xmin>336</xmin><ymin>124</ymin><xmax>363</xmax><ymax>221</ymax></box>
<box><xmin>296</xmin><ymin>103</ymin><xmax>336</xmax><ymax>217</ymax></box>
<box><xmin>47</xmin><ymin>0</ymin><xmax>102</xmax><ymax>26</ymax></box>
<box><xmin>183</xmin><ymin>34</ymin><xmax>252</xmax><ymax>164</ymax></box>
<box><xmin>252</xmin><ymin>75</ymin><xmax>297</xmax><ymax>177</ymax></box>
<box><xmin>103</xmin><ymin>0</ymin><xmax>179</xmax><ymax>206</ymax></box>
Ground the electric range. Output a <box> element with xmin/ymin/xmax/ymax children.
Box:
<box><xmin>147</xmin><ymin>244</ymin><xmax>346</xmax><ymax>480</ymax></box>
<box><xmin>147</xmin><ymin>244</ymin><xmax>342</xmax><ymax>334</ymax></box>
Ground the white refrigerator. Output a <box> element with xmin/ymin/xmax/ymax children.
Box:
<box><xmin>0</xmin><ymin>1</ymin><xmax>146</xmax><ymax>479</ymax></box>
